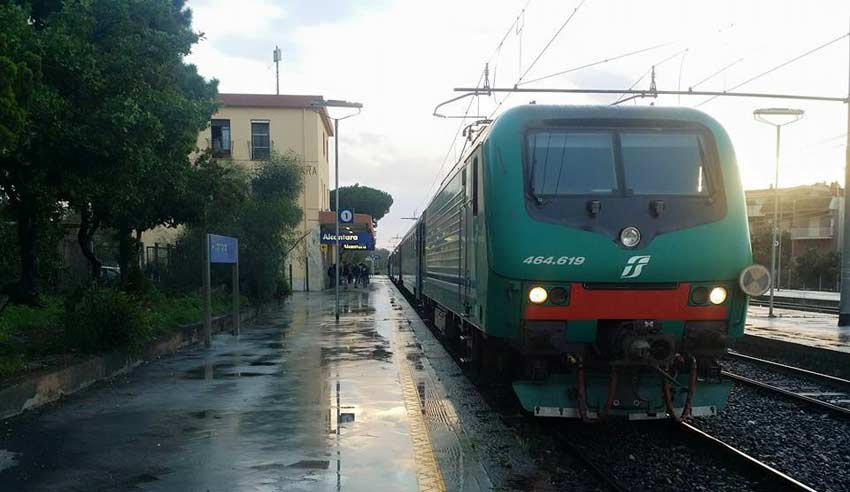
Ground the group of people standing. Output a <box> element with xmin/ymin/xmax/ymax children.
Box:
<box><xmin>327</xmin><ymin>262</ymin><xmax>370</xmax><ymax>288</ymax></box>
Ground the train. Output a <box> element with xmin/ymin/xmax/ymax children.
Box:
<box><xmin>390</xmin><ymin>104</ymin><xmax>770</xmax><ymax>420</ymax></box>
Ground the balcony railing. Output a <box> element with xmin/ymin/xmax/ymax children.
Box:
<box><xmin>790</xmin><ymin>225</ymin><xmax>834</xmax><ymax>239</ymax></box>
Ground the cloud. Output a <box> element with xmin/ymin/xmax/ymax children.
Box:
<box><xmin>187</xmin><ymin>0</ymin><xmax>850</xmax><ymax>248</ymax></box>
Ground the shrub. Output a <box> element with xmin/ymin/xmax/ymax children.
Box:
<box><xmin>64</xmin><ymin>287</ymin><xmax>152</xmax><ymax>353</ymax></box>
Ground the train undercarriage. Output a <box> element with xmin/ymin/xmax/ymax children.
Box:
<box><xmin>422</xmin><ymin>297</ymin><xmax>732</xmax><ymax>421</ymax></box>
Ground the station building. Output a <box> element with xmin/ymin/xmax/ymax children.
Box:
<box><xmin>198</xmin><ymin>93</ymin><xmax>335</xmax><ymax>291</ymax></box>
<box><xmin>143</xmin><ymin>93</ymin><xmax>376</xmax><ymax>291</ymax></box>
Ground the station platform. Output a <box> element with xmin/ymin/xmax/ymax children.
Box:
<box><xmin>740</xmin><ymin>304</ymin><xmax>850</xmax><ymax>377</ymax></box>
<box><xmin>764</xmin><ymin>289</ymin><xmax>840</xmax><ymax>302</ymax></box>
<box><xmin>0</xmin><ymin>279</ymin><xmax>495</xmax><ymax>492</ymax></box>
<box><xmin>745</xmin><ymin>305</ymin><xmax>850</xmax><ymax>353</ymax></box>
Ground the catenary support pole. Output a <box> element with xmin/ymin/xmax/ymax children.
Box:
<box><xmin>769</xmin><ymin>125</ymin><xmax>781</xmax><ymax>318</ymax></box>
<box><xmin>203</xmin><ymin>233</ymin><xmax>211</xmax><ymax>348</ymax></box>
<box><xmin>335</xmin><ymin>117</ymin><xmax>340</xmax><ymax>322</ymax></box>
<box><xmin>839</xmin><ymin>21</ymin><xmax>850</xmax><ymax>326</ymax></box>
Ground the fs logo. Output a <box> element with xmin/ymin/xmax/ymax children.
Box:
<box><xmin>620</xmin><ymin>255</ymin><xmax>651</xmax><ymax>279</ymax></box>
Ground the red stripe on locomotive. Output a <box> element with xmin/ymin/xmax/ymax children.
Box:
<box><xmin>524</xmin><ymin>283</ymin><xmax>727</xmax><ymax>321</ymax></box>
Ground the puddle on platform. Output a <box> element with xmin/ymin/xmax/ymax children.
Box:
<box><xmin>287</xmin><ymin>460</ymin><xmax>330</xmax><ymax>469</ymax></box>
<box><xmin>0</xmin><ymin>449</ymin><xmax>17</xmax><ymax>473</ymax></box>
<box><xmin>181</xmin><ymin>365</ymin><xmax>273</xmax><ymax>379</ymax></box>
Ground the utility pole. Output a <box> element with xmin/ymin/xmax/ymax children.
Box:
<box><xmin>839</xmin><ymin>20</ymin><xmax>850</xmax><ymax>326</ymax></box>
<box><xmin>273</xmin><ymin>46</ymin><xmax>282</xmax><ymax>95</ymax></box>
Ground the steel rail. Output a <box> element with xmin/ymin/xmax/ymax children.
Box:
<box><xmin>722</xmin><ymin>370</ymin><xmax>850</xmax><ymax>418</ymax></box>
<box><xmin>677</xmin><ymin>422</ymin><xmax>817</xmax><ymax>492</ymax></box>
<box><xmin>727</xmin><ymin>351</ymin><xmax>850</xmax><ymax>387</ymax></box>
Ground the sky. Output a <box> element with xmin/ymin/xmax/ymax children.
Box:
<box><xmin>185</xmin><ymin>0</ymin><xmax>850</xmax><ymax>249</ymax></box>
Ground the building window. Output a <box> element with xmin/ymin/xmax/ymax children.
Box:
<box><xmin>211</xmin><ymin>119</ymin><xmax>231</xmax><ymax>157</ymax></box>
<box><xmin>251</xmin><ymin>121</ymin><xmax>270</xmax><ymax>160</ymax></box>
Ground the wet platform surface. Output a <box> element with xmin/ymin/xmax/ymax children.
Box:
<box><xmin>746</xmin><ymin>305</ymin><xmax>850</xmax><ymax>353</ymax></box>
<box><xmin>0</xmin><ymin>279</ymin><xmax>488</xmax><ymax>491</ymax></box>
<box><xmin>765</xmin><ymin>288</ymin><xmax>839</xmax><ymax>302</ymax></box>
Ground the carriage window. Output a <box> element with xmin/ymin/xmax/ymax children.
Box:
<box><xmin>528</xmin><ymin>131</ymin><xmax>617</xmax><ymax>195</ymax></box>
<box><xmin>621</xmin><ymin>133</ymin><xmax>709</xmax><ymax>195</ymax></box>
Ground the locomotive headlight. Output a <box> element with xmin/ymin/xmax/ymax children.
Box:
<box><xmin>528</xmin><ymin>286</ymin><xmax>548</xmax><ymax>304</ymax></box>
<box><xmin>709</xmin><ymin>287</ymin><xmax>727</xmax><ymax>305</ymax></box>
<box><xmin>620</xmin><ymin>226</ymin><xmax>641</xmax><ymax>248</ymax></box>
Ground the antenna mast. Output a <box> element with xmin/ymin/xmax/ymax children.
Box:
<box><xmin>273</xmin><ymin>46</ymin><xmax>282</xmax><ymax>95</ymax></box>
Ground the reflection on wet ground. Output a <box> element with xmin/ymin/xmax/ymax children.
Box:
<box><xmin>0</xmin><ymin>280</ymin><xmax>434</xmax><ymax>491</ymax></box>
<box><xmin>747</xmin><ymin>305</ymin><xmax>850</xmax><ymax>352</ymax></box>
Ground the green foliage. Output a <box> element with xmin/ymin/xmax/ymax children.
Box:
<box><xmin>0</xmin><ymin>295</ymin><xmax>64</xmax><ymax>357</ymax></box>
<box><xmin>329</xmin><ymin>183</ymin><xmax>394</xmax><ymax>222</ymax></box>
<box><xmin>0</xmin><ymin>0</ymin><xmax>218</xmax><ymax>299</ymax></box>
<box><xmin>794</xmin><ymin>248</ymin><xmax>840</xmax><ymax>290</ymax></box>
<box><xmin>750</xmin><ymin>226</ymin><xmax>791</xmax><ymax>270</ymax></box>
<box><xmin>64</xmin><ymin>287</ymin><xmax>153</xmax><ymax>354</ymax></box>
<box><xmin>174</xmin><ymin>152</ymin><xmax>304</xmax><ymax>301</ymax></box>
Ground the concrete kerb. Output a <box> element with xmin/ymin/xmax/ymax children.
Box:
<box><xmin>0</xmin><ymin>308</ymin><xmax>259</xmax><ymax>421</ymax></box>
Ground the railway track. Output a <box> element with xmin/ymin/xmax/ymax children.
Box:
<box><xmin>393</xmin><ymin>283</ymin><xmax>825</xmax><ymax>491</ymax></box>
<box><xmin>675</xmin><ymin>422</ymin><xmax>816</xmax><ymax>492</ymax></box>
<box><xmin>724</xmin><ymin>351</ymin><xmax>850</xmax><ymax>418</ymax></box>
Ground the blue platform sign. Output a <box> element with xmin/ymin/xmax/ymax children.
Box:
<box><xmin>208</xmin><ymin>234</ymin><xmax>238</xmax><ymax>263</ymax></box>
<box><xmin>339</xmin><ymin>209</ymin><xmax>354</xmax><ymax>224</ymax></box>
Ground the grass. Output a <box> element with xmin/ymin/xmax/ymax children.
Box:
<box><xmin>0</xmin><ymin>288</ymin><xmax>248</xmax><ymax>380</ymax></box>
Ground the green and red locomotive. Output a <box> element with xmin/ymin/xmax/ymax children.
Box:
<box><xmin>390</xmin><ymin>105</ymin><xmax>769</xmax><ymax>420</ymax></box>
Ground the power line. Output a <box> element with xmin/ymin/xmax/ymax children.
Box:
<box><xmin>516</xmin><ymin>0</ymin><xmax>587</xmax><ymax>86</ymax></box>
<box><xmin>488</xmin><ymin>0</ymin><xmax>589</xmax><ymax>120</ymax></box>
<box><xmin>420</xmin><ymin>1</ymin><xmax>540</xmax><ymax>212</ymax></box>
<box><xmin>689</xmin><ymin>57</ymin><xmax>745</xmax><ymax>90</ymax></box>
<box><xmin>696</xmin><ymin>31</ymin><xmax>849</xmax><ymax>107</ymax></box>
<box><xmin>612</xmin><ymin>48</ymin><xmax>688</xmax><ymax>104</ymax></box>
<box><xmin>519</xmin><ymin>40</ymin><xmax>675</xmax><ymax>86</ymax></box>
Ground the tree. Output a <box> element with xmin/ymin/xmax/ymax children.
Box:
<box><xmin>794</xmin><ymin>248</ymin><xmax>841</xmax><ymax>290</ymax></box>
<box><xmin>33</xmin><ymin>0</ymin><xmax>217</xmax><ymax>286</ymax></box>
<box><xmin>329</xmin><ymin>184</ymin><xmax>394</xmax><ymax>222</ymax></box>
<box><xmin>0</xmin><ymin>3</ymin><xmax>65</xmax><ymax>303</ymax></box>
<box><xmin>173</xmin><ymin>152</ymin><xmax>303</xmax><ymax>301</ymax></box>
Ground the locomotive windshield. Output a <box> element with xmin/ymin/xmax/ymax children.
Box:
<box><xmin>527</xmin><ymin>129</ymin><xmax>711</xmax><ymax>196</ymax></box>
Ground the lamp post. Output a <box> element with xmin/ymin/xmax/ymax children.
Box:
<box><xmin>311</xmin><ymin>99</ymin><xmax>363</xmax><ymax>322</ymax></box>
<box><xmin>754</xmin><ymin>107</ymin><xmax>805</xmax><ymax>317</ymax></box>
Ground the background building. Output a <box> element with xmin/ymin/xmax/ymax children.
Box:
<box><xmin>745</xmin><ymin>182</ymin><xmax>845</xmax><ymax>290</ymax></box>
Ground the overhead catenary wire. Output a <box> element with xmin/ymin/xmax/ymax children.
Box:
<box><xmin>488</xmin><ymin>0</ymin><xmax>589</xmax><ymax>120</ymax></box>
<box><xmin>420</xmin><ymin>0</ymin><xmax>540</xmax><ymax>212</ymax></box>
<box><xmin>696</xmin><ymin>31</ymin><xmax>850</xmax><ymax>107</ymax></box>
<box><xmin>515</xmin><ymin>0</ymin><xmax>587</xmax><ymax>87</ymax></box>
<box><xmin>519</xmin><ymin>40</ymin><xmax>676</xmax><ymax>86</ymax></box>
<box><xmin>612</xmin><ymin>48</ymin><xmax>689</xmax><ymax>105</ymax></box>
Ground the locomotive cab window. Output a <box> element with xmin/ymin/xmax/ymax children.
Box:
<box><xmin>526</xmin><ymin>128</ymin><xmax>717</xmax><ymax>198</ymax></box>
<box><xmin>621</xmin><ymin>133</ymin><xmax>710</xmax><ymax>196</ymax></box>
<box><xmin>528</xmin><ymin>131</ymin><xmax>617</xmax><ymax>195</ymax></box>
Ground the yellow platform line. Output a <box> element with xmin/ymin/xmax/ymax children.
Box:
<box><xmin>398</xmin><ymin>345</ymin><xmax>447</xmax><ymax>492</ymax></box>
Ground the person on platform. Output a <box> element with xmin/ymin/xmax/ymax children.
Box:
<box><xmin>327</xmin><ymin>263</ymin><xmax>336</xmax><ymax>288</ymax></box>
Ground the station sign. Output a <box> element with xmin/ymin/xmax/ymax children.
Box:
<box><xmin>209</xmin><ymin>234</ymin><xmax>238</xmax><ymax>263</ymax></box>
<box><xmin>321</xmin><ymin>231</ymin><xmax>375</xmax><ymax>251</ymax></box>
<box><xmin>339</xmin><ymin>209</ymin><xmax>354</xmax><ymax>224</ymax></box>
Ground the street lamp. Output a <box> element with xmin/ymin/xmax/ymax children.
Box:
<box><xmin>311</xmin><ymin>99</ymin><xmax>363</xmax><ymax>322</ymax></box>
<box><xmin>754</xmin><ymin>107</ymin><xmax>805</xmax><ymax>317</ymax></box>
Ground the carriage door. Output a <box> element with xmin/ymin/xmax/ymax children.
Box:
<box><xmin>463</xmin><ymin>154</ymin><xmax>480</xmax><ymax>317</ymax></box>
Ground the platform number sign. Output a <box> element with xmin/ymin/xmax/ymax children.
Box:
<box><xmin>339</xmin><ymin>209</ymin><xmax>354</xmax><ymax>224</ymax></box>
